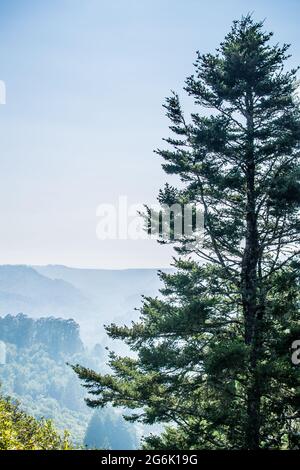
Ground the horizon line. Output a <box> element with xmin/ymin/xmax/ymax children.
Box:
<box><xmin>0</xmin><ymin>263</ymin><xmax>174</xmax><ymax>271</ymax></box>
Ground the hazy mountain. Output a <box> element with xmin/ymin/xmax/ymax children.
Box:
<box><xmin>33</xmin><ymin>265</ymin><xmax>165</xmax><ymax>304</ymax></box>
<box><xmin>0</xmin><ymin>265</ymin><xmax>88</xmax><ymax>316</ymax></box>
<box><xmin>0</xmin><ymin>313</ymin><xmax>84</xmax><ymax>357</ymax></box>
<box><xmin>0</xmin><ymin>314</ymin><xmax>99</xmax><ymax>444</ymax></box>
<box><xmin>0</xmin><ymin>265</ymin><xmax>169</xmax><ymax>345</ymax></box>
<box><xmin>0</xmin><ymin>266</ymin><xmax>167</xmax><ymax>444</ymax></box>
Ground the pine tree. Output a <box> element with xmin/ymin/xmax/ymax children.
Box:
<box><xmin>73</xmin><ymin>16</ymin><xmax>300</xmax><ymax>449</ymax></box>
<box><xmin>84</xmin><ymin>409</ymin><xmax>137</xmax><ymax>450</ymax></box>
<box><xmin>84</xmin><ymin>410</ymin><xmax>108</xmax><ymax>449</ymax></box>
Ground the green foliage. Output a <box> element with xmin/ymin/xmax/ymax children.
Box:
<box><xmin>0</xmin><ymin>315</ymin><xmax>100</xmax><ymax>444</ymax></box>
<box><xmin>0</xmin><ymin>314</ymin><xmax>139</xmax><ymax>448</ymax></box>
<box><xmin>0</xmin><ymin>342</ymin><xmax>95</xmax><ymax>445</ymax></box>
<box><xmin>0</xmin><ymin>394</ymin><xmax>72</xmax><ymax>450</ymax></box>
<box><xmin>74</xmin><ymin>16</ymin><xmax>300</xmax><ymax>449</ymax></box>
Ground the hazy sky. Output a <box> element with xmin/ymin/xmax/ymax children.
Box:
<box><xmin>0</xmin><ymin>0</ymin><xmax>299</xmax><ymax>268</ymax></box>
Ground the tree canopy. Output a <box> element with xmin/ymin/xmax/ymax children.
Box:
<box><xmin>74</xmin><ymin>15</ymin><xmax>300</xmax><ymax>449</ymax></box>
<box><xmin>0</xmin><ymin>394</ymin><xmax>72</xmax><ymax>450</ymax></box>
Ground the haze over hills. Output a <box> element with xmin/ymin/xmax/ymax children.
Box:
<box><xmin>0</xmin><ymin>265</ymin><xmax>88</xmax><ymax>316</ymax></box>
<box><xmin>0</xmin><ymin>264</ymin><xmax>170</xmax><ymax>345</ymax></box>
<box><xmin>0</xmin><ymin>268</ymin><xmax>161</xmax><ymax>446</ymax></box>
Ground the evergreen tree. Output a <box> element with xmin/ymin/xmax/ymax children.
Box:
<box><xmin>84</xmin><ymin>410</ymin><xmax>108</xmax><ymax>449</ymax></box>
<box><xmin>84</xmin><ymin>409</ymin><xmax>137</xmax><ymax>450</ymax></box>
<box><xmin>73</xmin><ymin>16</ymin><xmax>300</xmax><ymax>449</ymax></box>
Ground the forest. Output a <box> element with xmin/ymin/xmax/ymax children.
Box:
<box><xmin>0</xmin><ymin>314</ymin><xmax>137</xmax><ymax>448</ymax></box>
<box><xmin>0</xmin><ymin>13</ymin><xmax>300</xmax><ymax>452</ymax></box>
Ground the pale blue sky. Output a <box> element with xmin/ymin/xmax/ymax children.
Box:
<box><xmin>0</xmin><ymin>0</ymin><xmax>299</xmax><ymax>268</ymax></box>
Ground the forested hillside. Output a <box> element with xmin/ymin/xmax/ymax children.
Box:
<box><xmin>0</xmin><ymin>314</ymin><xmax>137</xmax><ymax>447</ymax></box>
<box><xmin>0</xmin><ymin>314</ymin><xmax>83</xmax><ymax>357</ymax></box>
<box><xmin>0</xmin><ymin>265</ymin><xmax>161</xmax><ymax>448</ymax></box>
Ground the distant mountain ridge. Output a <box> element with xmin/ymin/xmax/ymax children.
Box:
<box><xmin>0</xmin><ymin>264</ymin><xmax>170</xmax><ymax>345</ymax></box>
<box><xmin>0</xmin><ymin>264</ymin><xmax>88</xmax><ymax>317</ymax></box>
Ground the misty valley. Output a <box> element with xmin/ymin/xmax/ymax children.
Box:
<box><xmin>0</xmin><ymin>265</ymin><xmax>165</xmax><ymax>448</ymax></box>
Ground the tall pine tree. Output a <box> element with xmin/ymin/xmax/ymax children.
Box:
<box><xmin>73</xmin><ymin>16</ymin><xmax>300</xmax><ymax>449</ymax></box>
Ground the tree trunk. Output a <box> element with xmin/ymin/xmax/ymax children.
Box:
<box><xmin>241</xmin><ymin>90</ymin><xmax>262</xmax><ymax>449</ymax></box>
